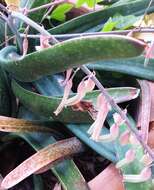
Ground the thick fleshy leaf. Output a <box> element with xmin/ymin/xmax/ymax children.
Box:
<box><xmin>0</xmin><ymin>137</ymin><xmax>84</xmax><ymax>189</ymax></box>
<box><xmin>17</xmin><ymin>105</ymin><xmax>89</xmax><ymax>190</ymax></box>
<box><xmin>0</xmin><ymin>68</ymin><xmax>11</xmax><ymax>116</ymax></box>
<box><xmin>12</xmin><ymin>80</ymin><xmax>140</xmax><ymax>123</ymax></box>
<box><xmin>0</xmin><ymin>35</ymin><xmax>145</xmax><ymax>82</ymax></box>
<box><xmin>88</xmin><ymin>56</ymin><xmax>154</xmax><ymax>81</ymax></box>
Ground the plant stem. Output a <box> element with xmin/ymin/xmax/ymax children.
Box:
<box><xmin>11</xmin><ymin>11</ymin><xmax>58</xmax><ymax>44</ymax></box>
<box><xmin>0</xmin><ymin>13</ymin><xmax>23</xmax><ymax>53</ymax></box>
<box><xmin>27</xmin><ymin>0</ymin><xmax>65</xmax><ymax>14</ymax></box>
<box><xmin>81</xmin><ymin>65</ymin><xmax>154</xmax><ymax>160</ymax></box>
<box><xmin>10</xmin><ymin>10</ymin><xmax>154</xmax><ymax>160</ymax></box>
<box><xmin>19</xmin><ymin>27</ymin><xmax>154</xmax><ymax>40</ymax></box>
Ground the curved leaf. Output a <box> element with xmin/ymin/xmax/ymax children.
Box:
<box><xmin>12</xmin><ymin>80</ymin><xmax>140</xmax><ymax>123</ymax></box>
<box><xmin>0</xmin><ymin>116</ymin><xmax>55</xmax><ymax>133</ymax></box>
<box><xmin>0</xmin><ymin>68</ymin><xmax>11</xmax><ymax>116</ymax></box>
<box><xmin>0</xmin><ymin>137</ymin><xmax>84</xmax><ymax>189</ymax></box>
<box><xmin>49</xmin><ymin>0</ymin><xmax>154</xmax><ymax>34</ymax></box>
<box><xmin>0</xmin><ymin>35</ymin><xmax>145</xmax><ymax>82</ymax></box>
<box><xmin>88</xmin><ymin>56</ymin><xmax>154</xmax><ymax>81</ymax></box>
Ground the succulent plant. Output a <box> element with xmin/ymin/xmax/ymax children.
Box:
<box><xmin>0</xmin><ymin>0</ymin><xmax>153</xmax><ymax>190</ymax></box>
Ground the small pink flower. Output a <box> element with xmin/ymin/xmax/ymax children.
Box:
<box><xmin>129</xmin><ymin>134</ymin><xmax>140</xmax><ymax>145</ymax></box>
<box><xmin>54</xmin><ymin>79</ymin><xmax>73</xmax><ymax>116</ymax></box>
<box><xmin>22</xmin><ymin>37</ymin><xmax>28</xmax><ymax>57</ymax></box>
<box><xmin>88</xmin><ymin>94</ymin><xmax>110</xmax><ymax>141</ymax></box>
<box><xmin>35</xmin><ymin>35</ymin><xmax>51</xmax><ymax>51</ymax></box>
<box><xmin>97</xmin><ymin>123</ymin><xmax>119</xmax><ymax>142</ymax></box>
<box><xmin>119</xmin><ymin>130</ymin><xmax>130</xmax><ymax>146</ymax></box>
<box><xmin>61</xmin><ymin>69</ymin><xmax>73</xmax><ymax>86</ymax></box>
<box><xmin>54</xmin><ymin>76</ymin><xmax>95</xmax><ymax>116</ymax></box>
<box><xmin>64</xmin><ymin>77</ymin><xmax>95</xmax><ymax>107</ymax></box>
<box><xmin>123</xmin><ymin>167</ymin><xmax>152</xmax><ymax>183</ymax></box>
<box><xmin>116</xmin><ymin>149</ymin><xmax>135</xmax><ymax>168</ymax></box>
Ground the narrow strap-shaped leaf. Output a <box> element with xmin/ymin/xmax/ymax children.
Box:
<box><xmin>0</xmin><ymin>137</ymin><xmax>84</xmax><ymax>189</ymax></box>
<box><xmin>12</xmin><ymin>80</ymin><xmax>140</xmax><ymax>123</ymax></box>
<box><xmin>0</xmin><ymin>35</ymin><xmax>145</xmax><ymax>82</ymax></box>
<box><xmin>0</xmin><ymin>116</ymin><xmax>55</xmax><ymax>133</ymax></box>
<box><xmin>17</xmin><ymin>107</ymin><xmax>90</xmax><ymax>190</ymax></box>
<box><xmin>88</xmin><ymin>56</ymin><xmax>154</xmax><ymax>81</ymax></box>
<box><xmin>66</xmin><ymin>123</ymin><xmax>117</xmax><ymax>162</ymax></box>
<box><xmin>0</xmin><ymin>68</ymin><xmax>11</xmax><ymax>116</ymax></box>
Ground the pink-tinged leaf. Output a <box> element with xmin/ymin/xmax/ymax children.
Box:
<box><xmin>88</xmin><ymin>164</ymin><xmax>124</xmax><ymax>190</ymax></box>
<box><xmin>0</xmin><ymin>116</ymin><xmax>53</xmax><ymax>133</ymax></box>
<box><xmin>149</xmin><ymin>82</ymin><xmax>154</xmax><ymax>122</ymax></box>
<box><xmin>144</xmin><ymin>41</ymin><xmax>154</xmax><ymax>66</ymax></box>
<box><xmin>119</xmin><ymin>130</ymin><xmax>130</xmax><ymax>146</ymax></box>
<box><xmin>148</xmin><ymin>125</ymin><xmax>154</xmax><ymax>148</ymax></box>
<box><xmin>137</xmin><ymin>80</ymin><xmax>151</xmax><ymax>144</ymax></box>
<box><xmin>53</xmin><ymin>183</ymin><xmax>61</xmax><ymax>190</ymax></box>
<box><xmin>0</xmin><ymin>137</ymin><xmax>83</xmax><ymax>189</ymax></box>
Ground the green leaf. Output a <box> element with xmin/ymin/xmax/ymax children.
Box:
<box><xmin>49</xmin><ymin>0</ymin><xmax>154</xmax><ymax>34</ymax></box>
<box><xmin>49</xmin><ymin>3</ymin><xmax>74</xmax><ymax>22</ymax></box>
<box><xmin>112</xmin><ymin>14</ymin><xmax>141</xmax><ymax>30</ymax></box>
<box><xmin>76</xmin><ymin>0</ymin><xmax>102</xmax><ymax>8</ymax></box>
<box><xmin>14</xmin><ymin>105</ymin><xmax>90</xmax><ymax>190</ymax></box>
<box><xmin>102</xmin><ymin>14</ymin><xmax>140</xmax><ymax>31</ymax></box>
<box><xmin>0</xmin><ymin>68</ymin><xmax>11</xmax><ymax>116</ymax></box>
<box><xmin>0</xmin><ymin>35</ymin><xmax>145</xmax><ymax>82</ymax></box>
<box><xmin>102</xmin><ymin>17</ymin><xmax>118</xmax><ymax>32</ymax></box>
<box><xmin>88</xmin><ymin>56</ymin><xmax>154</xmax><ymax>81</ymax></box>
<box><xmin>12</xmin><ymin>80</ymin><xmax>140</xmax><ymax>123</ymax></box>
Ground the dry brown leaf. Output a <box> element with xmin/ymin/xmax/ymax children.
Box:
<box><xmin>133</xmin><ymin>13</ymin><xmax>154</xmax><ymax>41</ymax></box>
<box><xmin>5</xmin><ymin>0</ymin><xmax>20</xmax><ymax>11</ymax></box>
<box><xmin>0</xmin><ymin>137</ymin><xmax>83</xmax><ymax>189</ymax></box>
<box><xmin>0</xmin><ymin>116</ymin><xmax>53</xmax><ymax>133</ymax></box>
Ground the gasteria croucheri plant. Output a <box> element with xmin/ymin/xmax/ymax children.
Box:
<box><xmin>0</xmin><ymin>0</ymin><xmax>154</xmax><ymax>190</ymax></box>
